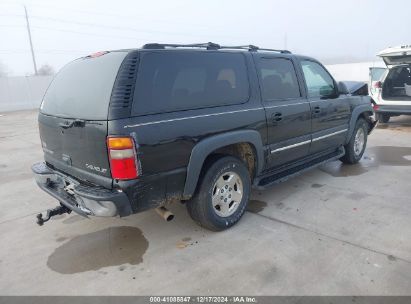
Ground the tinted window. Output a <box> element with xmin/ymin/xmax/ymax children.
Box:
<box><xmin>301</xmin><ymin>60</ymin><xmax>335</xmax><ymax>98</ymax></box>
<box><xmin>258</xmin><ymin>58</ymin><xmax>301</xmax><ymax>100</ymax></box>
<box><xmin>41</xmin><ymin>52</ymin><xmax>127</xmax><ymax>120</ymax></box>
<box><xmin>132</xmin><ymin>52</ymin><xmax>249</xmax><ymax>115</ymax></box>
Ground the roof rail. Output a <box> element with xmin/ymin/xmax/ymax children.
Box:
<box><xmin>219</xmin><ymin>45</ymin><xmax>259</xmax><ymax>51</ymax></box>
<box><xmin>257</xmin><ymin>48</ymin><xmax>291</xmax><ymax>54</ymax></box>
<box><xmin>142</xmin><ymin>42</ymin><xmax>220</xmax><ymax>50</ymax></box>
<box><xmin>219</xmin><ymin>45</ymin><xmax>291</xmax><ymax>54</ymax></box>
<box><xmin>142</xmin><ymin>42</ymin><xmax>291</xmax><ymax>54</ymax></box>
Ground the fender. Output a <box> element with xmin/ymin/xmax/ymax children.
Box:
<box><xmin>345</xmin><ymin>103</ymin><xmax>374</xmax><ymax>144</ymax></box>
<box><xmin>183</xmin><ymin>130</ymin><xmax>264</xmax><ymax>199</ymax></box>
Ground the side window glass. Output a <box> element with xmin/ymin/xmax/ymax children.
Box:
<box><xmin>301</xmin><ymin>60</ymin><xmax>335</xmax><ymax>98</ymax></box>
<box><xmin>370</xmin><ymin>67</ymin><xmax>386</xmax><ymax>82</ymax></box>
<box><xmin>132</xmin><ymin>52</ymin><xmax>249</xmax><ymax>115</ymax></box>
<box><xmin>171</xmin><ymin>67</ymin><xmax>207</xmax><ymax>105</ymax></box>
<box><xmin>258</xmin><ymin>58</ymin><xmax>301</xmax><ymax>101</ymax></box>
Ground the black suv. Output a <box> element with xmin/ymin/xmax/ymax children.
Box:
<box><xmin>32</xmin><ymin>43</ymin><xmax>376</xmax><ymax>231</ymax></box>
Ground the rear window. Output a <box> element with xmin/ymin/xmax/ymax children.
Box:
<box><xmin>40</xmin><ymin>51</ymin><xmax>127</xmax><ymax>120</ymax></box>
<box><xmin>132</xmin><ymin>51</ymin><xmax>249</xmax><ymax>115</ymax></box>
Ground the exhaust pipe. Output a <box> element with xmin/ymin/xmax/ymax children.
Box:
<box><xmin>155</xmin><ymin>206</ymin><xmax>174</xmax><ymax>222</ymax></box>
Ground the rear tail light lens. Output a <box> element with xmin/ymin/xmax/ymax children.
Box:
<box><xmin>373</xmin><ymin>104</ymin><xmax>379</xmax><ymax>111</ymax></box>
<box><xmin>373</xmin><ymin>81</ymin><xmax>382</xmax><ymax>88</ymax></box>
<box><xmin>107</xmin><ymin>136</ymin><xmax>138</xmax><ymax>180</ymax></box>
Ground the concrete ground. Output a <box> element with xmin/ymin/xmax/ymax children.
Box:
<box><xmin>0</xmin><ymin>110</ymin><xmax>411</xmax><ymax>295</ymax></box>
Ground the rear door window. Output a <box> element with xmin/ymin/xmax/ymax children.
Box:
<box><xmin>258</xmin><ymin>58</ymin><xmax>301</xmax><ymax>100</ymax></box>
<box><xmin>132</xmin><ymin>51</ymin><xmax>249</xmax><ymax>115</ymax></box>
<box><xmin>40</xmin><ymin>51</ymin><xmax>127</xmax><ymax>120</ymax></box>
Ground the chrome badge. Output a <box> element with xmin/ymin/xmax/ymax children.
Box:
<box><xmin>85</xmin><ymin>164</ymin><xmax>107</xmax><ymax>173</ymax></box>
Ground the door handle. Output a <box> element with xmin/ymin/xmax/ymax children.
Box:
<box><xmin>272</xmin><ymin>112</ymin><xmax>283</xmax><ymax>123</ymax></box>
<box><xmin>313</xmin><ymin>106</ymin><xmax>321</xmax><ymax>114</ymax></box>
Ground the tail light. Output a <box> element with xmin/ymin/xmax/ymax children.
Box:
<box><xmin>373</xmin><ymin>104</ymin><xmax>379</xmax><ymax>111</ymax></box>
<box><xmin>373</xmin><ymin>81</ymin><xmax>382</xmax><ymax>88</ymax></box>
<box><xmin>107</xmin><ymin>136</ymin><xmax>138</xmax><ymax>180</ymax></box>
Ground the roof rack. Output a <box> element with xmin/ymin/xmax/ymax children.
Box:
<box><xmin>142</xmin><ymin>42</ymin><xmax>291</xmax><ymax>54</ymax></box>
<box><xmin>142</xmin><ymin>42</ymin><xmax>220</xmax><ymax>50</ymax></box>
<box><xmin>219</xmin><ymin>45</ymin><xmax>291</xmax><ymax>54</ymax></box>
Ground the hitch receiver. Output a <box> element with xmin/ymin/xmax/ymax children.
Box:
<box><xmin>36</xmin><ymin>205</ymin><xmax>72</xmax><ymax>226</ymax></box>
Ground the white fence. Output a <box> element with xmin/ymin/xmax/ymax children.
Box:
<box><xmin>0</xmin><ymin>75</ymin><xmax>53</xmax><ymax>112</ymax></box>
<box><xmin>0</xmin><ymin>61</ymin><xmax>387</xmax><ymax>113</ymax></box>
<box><xmin>326</xmin><ymin>61</ymin><xmax>385</xmax><ymax>82</ymax></box>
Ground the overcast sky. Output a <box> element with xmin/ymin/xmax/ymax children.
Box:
<box><xmin>1</xmin><ymin>0</ymin><xmax>410</xmax><ymax>76</ymax></box>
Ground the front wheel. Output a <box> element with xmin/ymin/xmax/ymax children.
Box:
<box><xmin>340</xmin><ymin>118</ymin><xmax>368</xmax><ymax>164</ymax></box>
<box><xmin>186</xmin><ymin>156</ymin><xmax>251</xmax><ymax>231</ymax></box>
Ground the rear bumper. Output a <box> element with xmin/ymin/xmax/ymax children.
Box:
<box><xmin>375</xmin><ymin>105</ymin><xmax>411</xmax><ymax>115</ymax></box>
<box><xmin>32</xmin><ymin>162</ymin><xmax>133</xmax><ymax>217</ymax></box>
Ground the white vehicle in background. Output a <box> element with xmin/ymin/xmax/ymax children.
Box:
<box><xmin>369</xmin><ymin>45</ymin><xmax>411</xmax><ymax>123</ymax></box>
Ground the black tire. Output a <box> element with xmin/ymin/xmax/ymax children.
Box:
<box><xmin>377</xmin><ymin>113</ymin><xmax>390</xmax><ymax>123</ymax></box>
<box><xmin>186</xmin><ymin>156</ymin><xmax>251</xmax><ymax>231</ymax></box>
<box><xmin>340</xmin><ymin>118</ymin><xmax>368</xmax><ymax>164</ymax></box>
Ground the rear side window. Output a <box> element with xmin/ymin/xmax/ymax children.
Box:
<box><xmin>132</xmin><ymin>52</ymin><xmax>249</xmax><ymax>115</ymax></box>
<box><xmin>41</xmin><ymin>52</ymin><xmax>127</xmax><ymax>120</ymax></box>
<box><xmin>301</xmin><ymin>60</ymin><xmax>335</xmax><ymax>98</ymax></box>
<box><xmin>258</xmin><ymin>58</ymin><xmax>301</xmax><ymax>101</ymax></box>
<box><xmin>370</xmin><ymin>67</ymin><xmax>387</xmax><ymax>82</ymax></box>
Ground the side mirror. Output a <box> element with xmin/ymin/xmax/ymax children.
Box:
<box><xmin>337</xmin><ymin>82</ymin><xmax>349</xmax><ymax>95</ymax></box>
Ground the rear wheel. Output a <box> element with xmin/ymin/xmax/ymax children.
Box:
<box><xmin>340</xmin><ymin>118</ymin><xmax>368</xmax><ymax>164</ymax></box>
<box><xmin>186</xmin><ymin>156</ymin><xmax>251</xmax><ymax>231</ymax></box>
<box><xmin>377</xmin><ymin>113</ymin><xmax>390</xmax><ymax>123</ymax></box>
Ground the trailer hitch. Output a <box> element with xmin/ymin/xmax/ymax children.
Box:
<box><xmin>36</xmin><ymin>205</ymin><xmax>72</xmax><ymax>226</ymax></box>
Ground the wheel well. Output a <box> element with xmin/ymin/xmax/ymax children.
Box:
<box><xmin>359</xmin><ymin>112</ymin><xmax>371</xmax><ymax>120</ymax></box>
<box><xmin>204</xmin><ymin>142</ymin><xmax>257</xmax><ymax>180</ymax></box>
<box><xmin>358</xmin><ymin>111</ymin><xmax>374</xmax><ymax>132</ymax></box>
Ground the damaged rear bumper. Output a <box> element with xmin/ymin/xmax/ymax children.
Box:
<box><xmin>32</xmin><ymin>162</ymin><xmax>133</xmax><ymax>217</ymax></box>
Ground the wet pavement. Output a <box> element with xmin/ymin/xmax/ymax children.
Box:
<box><xmin>1</xmin><ymin>111</ymin><xmax>411</xmax><ymax>295</ymax></box>
<box><xmin>47</xmin><ymin>226</ymin><xmax>148</xmax><ymax>274</ymax></box>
